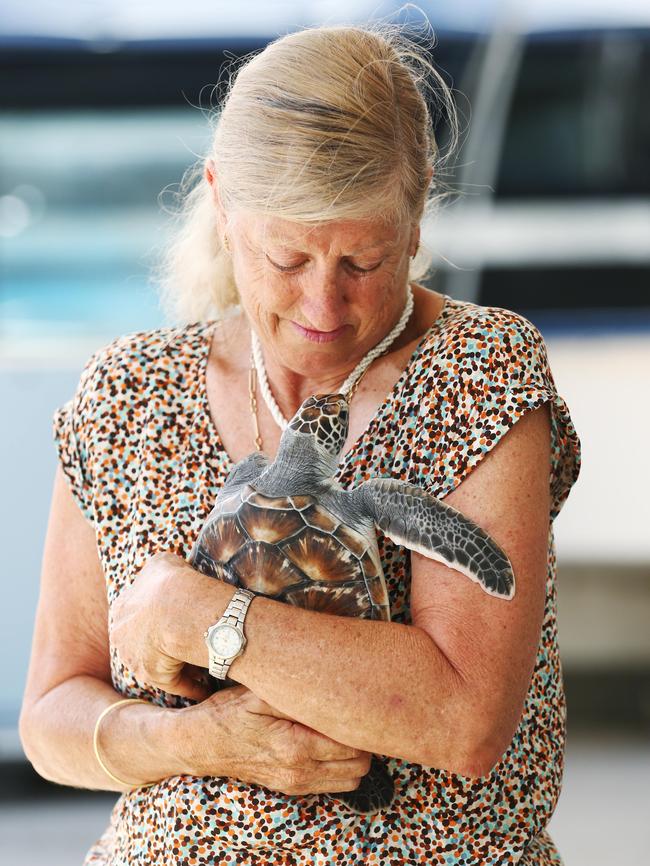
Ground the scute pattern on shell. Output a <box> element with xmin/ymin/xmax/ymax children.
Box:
<box><xmin>52</xmin><ymin>295</ymin><xmax>580</xmax><ymax>865</ymax></box>
<box><xmin>238</xmin><ymin>501</ymin><xmax>304</xmax><ymax>543</ymax></box>
<box><xmin>192</xmin><ymin>485</ymin><xmax>390</xmax><ymax>618</ymax></box>
<box><xmin>197</xmin><ymin>514</ymin><xmax>246</xmax><ymax>562</ymax></box>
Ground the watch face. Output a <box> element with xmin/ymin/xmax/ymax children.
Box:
<box><xmin>209</xmin><ymin>624</ymin><xmax>243</xmax><ymax>658</ymax></box>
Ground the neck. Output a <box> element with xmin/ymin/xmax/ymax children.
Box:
<box><xmin>258</xmin><ymin>434</ymin><xmax>337</xmax><ymax>495</ymax></box>
<box><xmin>259</xmin><ymin>367</ymin><xmax>349</xmax><ymax>419</ymax></box>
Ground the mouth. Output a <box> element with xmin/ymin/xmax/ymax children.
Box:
<box><xmin>291</xmin><ymin>321</ymin><xmax>348</xmax><ymax>343</ymax></box>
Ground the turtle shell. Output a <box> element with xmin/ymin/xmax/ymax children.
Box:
<box><xmin>190</xmin><ymin>484</ymin><xmax>390</xmax><ymax>621</ymax></box>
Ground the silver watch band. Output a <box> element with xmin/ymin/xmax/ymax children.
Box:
<box><xmin>207</xmin><ymin>588</ymin><xmax>255</xmax><ymax>679</ymax></box>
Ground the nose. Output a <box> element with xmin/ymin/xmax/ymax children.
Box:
<box><xmin>299</xmin><ymin>263</ymin><xmax>348</xmax><ymax>331</ymax></box>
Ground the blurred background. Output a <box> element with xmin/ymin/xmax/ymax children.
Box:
<box><xmin>1</xmin><ymin>1</ymin><xmax>648</xmax><ymax>864</ymax></box>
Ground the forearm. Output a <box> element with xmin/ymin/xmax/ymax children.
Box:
<box><xmin>240</xmin><ymin>604</ymin><xmax>475</xmax><ymax>770</ymax></box>
<box><xmin>19</xmin><ymin>675</ymin><xmax>183</xmax><ymax>792</ymax></box>
<box><xmin>177</xmin><ymin>575</ymin><xmax>483</xmax><ymax>775</ymax></box>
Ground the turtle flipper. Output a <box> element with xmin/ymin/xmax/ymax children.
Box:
<box><xmin>330</xmin><ymin>754</ymin><xmax>394</xmax><ymax>814</ymax></box>
<box><xmin>354</xmin><ymin>479</ymin><xmax>515</xmax><ymax>599</ymax></box>
<box><xmin>221</xmin><ymin>451</ymin><xmax>270</xmax><ymax>491</ymax></box>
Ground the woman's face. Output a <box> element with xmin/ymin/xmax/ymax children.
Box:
<box><xmin>225</xmin><ymin>209</ymin><xmax>418</xmax><ymax>379</ymax></box>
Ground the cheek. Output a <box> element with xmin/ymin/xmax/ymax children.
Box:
<box><xmin>234</xmin><ymin>261</ymin><xmax>298</xmax><ymax>319</ymax></box>
<box><xmin>359</xmin><ymin>270</ymin><xmax>403</xmax><ymax>304</ymax></box>
<box><xmin>352</xmin><ymin>269</ymin><xmax>411</xmax><ymax>323</ymax></box>
<box><xmin>234</xmin><ymin>257</ymin><xmax>271</xmax><ymax>300</ymax></box>
<box><xmin>233</xmin><ymin>254</ymin><xmax>264</xmax><ymax>288</ymax></box>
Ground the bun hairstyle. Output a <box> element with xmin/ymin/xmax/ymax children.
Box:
<box><xmin>154</xmin><ymin>22</ymin><xmax>460</xmax><ymax>323</ymax></box>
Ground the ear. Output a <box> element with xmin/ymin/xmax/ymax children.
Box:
<box><xmin>204</xmin><ymin>158</ymin><xmax>228</xmax><ymax>234</ymax></box>
<box><xmin>410</xmin><ymin>224</ymin><xmax>421</xmax><ymax>258</ymax></box>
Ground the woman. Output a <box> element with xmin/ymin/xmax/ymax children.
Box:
<box><xmin>19</xmin><ymin>23</ymin><xmax>580</xmax><ymax>866</ymax></box>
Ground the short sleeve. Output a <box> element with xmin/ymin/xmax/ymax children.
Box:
<box><xmin>50</xmin><ymin>324</ymin><xmax>192</xmax><ymax>530</ymax></box>
<box><xmin>52</xmin><ymin>349</ymin><xmax>103</xmax><ymax>525</ymax></box>
<box><xmin>411</xmin><ymin>308</ymin><xmax>581</xmax><ymax>520</ymax></box>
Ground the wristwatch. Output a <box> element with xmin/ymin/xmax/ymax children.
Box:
<box><xmin>204</xmin><ymin>587</ymin><xmax>256</xmax><ymax>680</ymax></box>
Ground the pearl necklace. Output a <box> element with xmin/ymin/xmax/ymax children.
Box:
<box><xmin>249</xmin><ymin>284</ymin><xmax>414</xmax><ymax>449</ymax></box>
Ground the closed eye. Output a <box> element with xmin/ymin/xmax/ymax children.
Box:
<box><xmin>347</xmin><ymin>260</ymin><xmax>383</xmax><ymax>274</ymax></box>
<box><xmin>266</xmin><ymin>255</ymin><xmax>303</xmax><ymax>273</ymax></box>
<box><xmin>265</xmin><ymin>255</ymin><xmax>383</xmax><ymax>275</ymax></box>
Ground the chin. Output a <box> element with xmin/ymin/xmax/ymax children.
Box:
<box><xmin>278</xmin><ymin>334</ymin><xmax>352</xmax><ymax>380</ymax></box>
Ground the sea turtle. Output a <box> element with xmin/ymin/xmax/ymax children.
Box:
<box><xmin>189</xmin><ymin>393</ymin><xmax>515</xmax><ymax>814</ymax></box>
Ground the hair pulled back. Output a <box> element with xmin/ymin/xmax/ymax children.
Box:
<box><xmin>155</xmin><ymin>22</ymin><xmax>459</xmax><ymax>323</ymax></box>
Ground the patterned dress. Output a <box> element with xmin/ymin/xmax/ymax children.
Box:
<box><xmin>53</xmin><ymin>295</ymin><xmax>581</xmax><ymax>865</ymax></box>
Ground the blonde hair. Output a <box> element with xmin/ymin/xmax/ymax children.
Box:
<box><xmin>154</xmin><ymin>21</ymin><xmax>460</xmax><ymax>323</ymax></box>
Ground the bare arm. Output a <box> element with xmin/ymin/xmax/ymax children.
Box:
<box><xmin>18</xmin><ymin>467</ymin><xmax>182</xmax><ymax>791</ymax></box>
<box><xmin>156</xmin><ymin>405</ymin><xmax>551</xmax><ymax>778</ymax></box>
<box><xmin>20</xmin><ymin>467</ymin><xmax>368</xmax><ymax>795</ymax></box>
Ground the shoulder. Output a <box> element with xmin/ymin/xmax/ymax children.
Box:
<box><xmin>53</xmin><ymin>321</ymin><xmax>215</xmax><ymax>513</ymax></box>
<box><xmin>75</xmin><ymin>321</ymin><xmax>213</xmax><ymax>408</ymax></box>
<box><xmin>408</xmin><ymin>299</ymin><xmax>580</xmax><ymax>517</ymax></box>
<box><xmin>63</xmin><ymin>321</ymin><xmax>214</xmax><ymax>452</ymax></box>
<box><xmin>417</xmin><ymin>297</ymin><xmax>549</xmax><ymax>393</ymax></box>
<box><xmin>81</xmin><ymin>320</ymin><xmax>212</xmax><ymax>382</ymax></box>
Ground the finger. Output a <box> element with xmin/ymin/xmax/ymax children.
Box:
<box><xmin>245</xmin><ymin>697</ymin><xmax>297</xmax><ymax>721</ymax></box>
<box><xmin>302</xmin><ymin>729</ymin><xmax>369</xmax><ymax>762</ymax></box>
<box><xmin>312</xmin><ymin>777</ymin><xmax>363</xmax><ymax>794</ymax></box>
<box><xmin>288</xmin><ymin>776</ymin><xmax>364</xmax><ymax>795</ymax></box>
<box><xmin>309</xmin><ymin>757</ymin><xmax>372</xmax><ymax>779</ymax></box>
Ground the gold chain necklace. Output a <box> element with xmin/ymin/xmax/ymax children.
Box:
<box><xmin>248</xmin><ymin>365</ymin><xmax>264</xmax><ymax>452</ymax></box>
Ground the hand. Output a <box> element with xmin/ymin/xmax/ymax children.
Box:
<box><xmin>110</xmin><ymin>551</ymin><xmax>213</xmax><ymax>702</ymax></box>
<box><xmin>175</xmin><ymin>684</ymin><xmax>373</xmax><ymax>796</ymax></box>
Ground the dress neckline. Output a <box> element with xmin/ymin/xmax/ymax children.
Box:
<box><xmin>197</xmin><ymin>293</ymin><xmax>455</xmax><ymax>476</ymax></box>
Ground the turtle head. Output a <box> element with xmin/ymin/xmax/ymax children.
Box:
<box><xmin>286</xmin><ymin>394</ymin><xmax>349</xmax><ymax>463</ymax></box>
<box><xmin>257</xmin><ymin>394</ymin><xmax>349</xmax><ymax>494</ymax></box>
